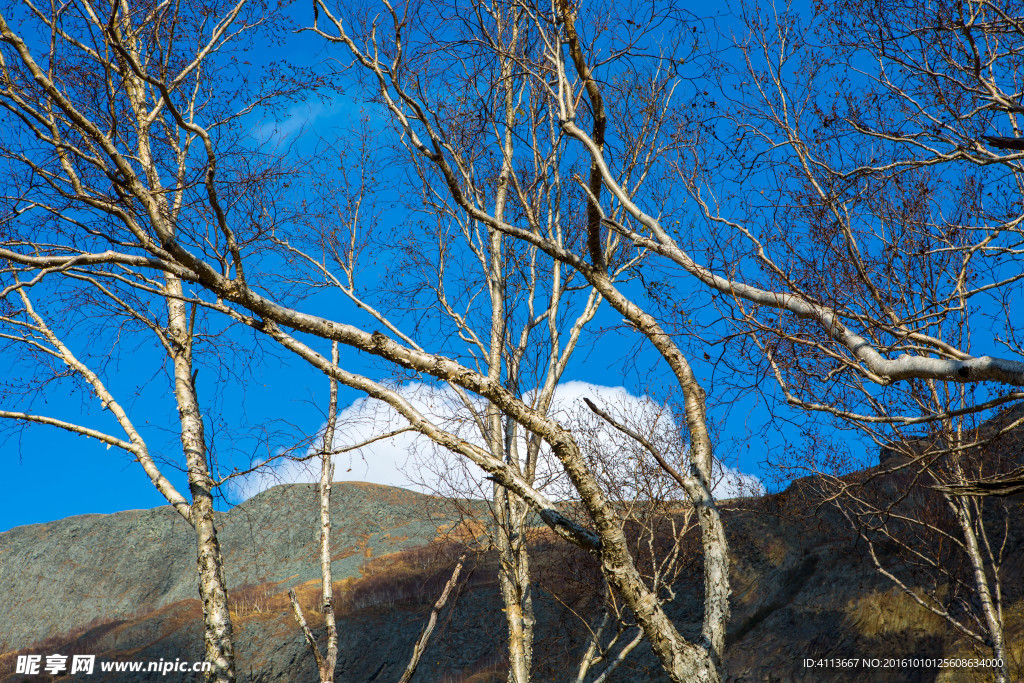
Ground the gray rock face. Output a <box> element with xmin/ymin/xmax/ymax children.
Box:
<box><xmin>0</xmin><ymin>482</ymin><xmax>457</xmax><ymax>653</ymax></box>
<box><xmin>2</xmin><ymin>478</ymin><xmax>1023</xmax><ymax>682</ymax></box>
<box><xmin>0</xmin><ymin>506</ymin><xmax>195</xmax><ymax>652</ymax></box>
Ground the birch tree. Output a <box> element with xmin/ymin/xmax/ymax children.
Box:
<box><xmin>288</xmin><ymin>342</ymin><xmax>340</xmax><ymax>683</ymax></box>
<box><xmin>302</xmin><ymin>0</ymin><xmax>1024</xmax><ymax>674</ymax></box>
<box><xmin>300</xmin><ymin>1</ymin><xmax>731</xmax><ymax>678</ymax></box>
<box><xmin>0</xmin><ymin>276</ymin><xmax>236</xmax><ymax>681</ymax></box>
<box><xmin>669</xmin><ymin>1</ymin><xmax>1024</xmax><ymax>676</ymax></box>
<box><xmin>824</xmin><ymin>416</ymin><xmax>1022</xmax><ymax>680</ymax></box>
<box><xmin>0</xmin><ymin>1</ymin><xmax>295</xmax><ymax>680</ymax></box>
<box><xmin>1</xmin><ymin>0</ymin><xmax>734</xmax><ymax>680</ymax></box>
<box><xmin>285</xmin><ymin>44</ymin><xmax>621</xmax><ymax>675</ymax></box>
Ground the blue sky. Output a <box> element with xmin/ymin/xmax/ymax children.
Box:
<box><xmin>0</xmin><ymin>333</ymin><xmax>777</xmax><ymax>533</ymax></box>
<box><xmin>0</xmin><ymin>0</ymin><xmax>858</xmax><ymax>533</ymax></box>
<box><xmin>0</xmin><ymin>260</ymin><xmax>781</xmax><ymax>532</ymax></box>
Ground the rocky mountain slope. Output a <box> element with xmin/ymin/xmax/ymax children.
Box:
<box><xmin>2</xmin><ymin>473</ymin><xmax>1023</xmax><ymax>682</ymax></box>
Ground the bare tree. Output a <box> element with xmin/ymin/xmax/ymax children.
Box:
<box><xmin>3</xmin><ymin>0</ymin><xmax>1022</xmax><ymax>679</ymax></box>
<box><xmin>298</xmin><ymin>0</ymin><xmax>1024</xmax><ymax>675</ymax></box>
<box><xmin>285</xmin><ymin>66</ymin><xmax>610</xmax><ymax>676</ymax></box>
<box><xmin>288</xmin><ymin>342</ymin><xmax>341</xmax><ymax>683</ymax></box>
<box><xmin>0</xmin><ymin>2</ymin><xmax>299</xmax><ymax>680</ymax></box>
<box><xmin>660</xmin><ymin>1</ymin><xmax>1024</xmax><ymax>676</ymax></box>
<box><xmin>1</xmin><ymin>1</ymin><xmax>734</xmax><ymax>680</ymax></box>
<box><xmin>299</xmin><ymin>1</ymin><xmax>732</xmax><ymax>678</ymax></box>
<box><xmin>0</xmin><ymin>276</ymin><xmax>236</xmax><ymax>681</ymax></box>
<box><xmin>570</xmin><ymin>395</ymin><xmax>702</xmax><ymax>683</ymax></box>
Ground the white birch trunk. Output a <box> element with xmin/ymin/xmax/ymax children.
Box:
<box><xmin>166</xmin><ymin>276</ymin><xmax>235</xmax><ymax>683</ymax></box>
<box><xmin>494</xmin><ymin>484</ymin><xmax>536</xmax><ymax>683</ymax></box>
<box><xmin>949</xmin><ymin>497</ymin><xmax>1008</xmax><ymax>683</ymax></box>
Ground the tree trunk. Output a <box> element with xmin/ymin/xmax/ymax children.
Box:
<box><xmin>166</xmin><ymin>276</ymin><xmax>235</xmax><ymax>683</ymax></box>
<box><xmin>596</xmin><ymin>536</ymin><xmax>720</xmax><ymax>683</ymax></box>
<box><xmin>318</xmin><ymin>343</ymin><xmax>340</xmax><ymax>683</ymax></box>
<box><xmin>949</xmin><ymin>496</ymin><xmax>1008</xmax><ymax>683</ymax></box>
<box><xmin>495</xmin><ymin>486</ymin><xmax>535</xmax><ymax>683</ymax></box>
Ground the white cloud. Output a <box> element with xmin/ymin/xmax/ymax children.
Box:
<box><xmin>251</xmin><ymin>94</ymin><xmax>390</xmax><ymax>149</ymax></box>
<box><xmin>229</xmin><ymin>381</ymin><xmax>762</xmax><ymax>502</ymax></box>
<box><xmin>252</xmin><ymin>101</ymin><xmax>326</xmax><ymax>147</ymax></box>
<box><xmin>252</xmin><ymin>97</ymin><xmax>359</xmax><ymax>147</ymax></box>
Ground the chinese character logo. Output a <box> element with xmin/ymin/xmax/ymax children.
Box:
<box><xmin>15</xmin><ymin>655</ymin><xmax>41</xmax><ymax>675</ymax></box>
<box><xmin>71</xmin><ymin>654</ymin><xmax>96</xmax><ymax>674</ymax></box>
